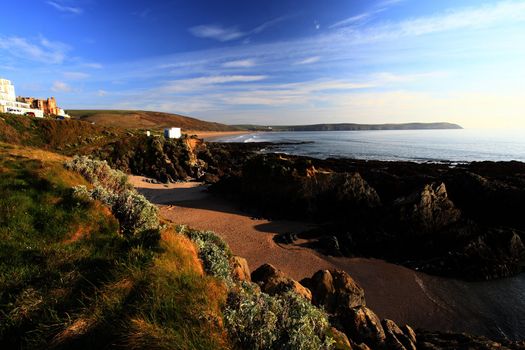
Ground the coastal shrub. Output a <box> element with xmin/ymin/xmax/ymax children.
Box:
<box><xmin>67</xmin><ymin>156</ymin><xmax>160</xmax><ymax>238</ymax></box>
<box><xmin>65</xmin><ymin>155</ymin><xmax>130</xmax><ymax>193</ymax></box>
<box><xmin>178</xmin><ymin>226</ymin><xmax>232</xmax><ymax>282</ymax></box>
<box><xmin>112</xmin><ymin>189</ymin><xmax>160</xmax><ymax>237</ymax></box>
<box><xmin>224</xmin><ymin>283</ymin><xmax>335</xmax><ymax>350</ymax></box>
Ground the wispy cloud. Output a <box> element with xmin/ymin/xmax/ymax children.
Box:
<box><xmin>222</xmin><ymin>59</ymin><xmax>256</xmax><ymax>68</ymax></box>
<box><xmin>46</xmin><ymin>1</ymin><xmax>83</xmax><ymax>15</ymax></box>
<box><xmin>158</xmin><ymin>75</ymin><xmax>267</xmax><ymax>93</ymax></box>
<box><xmin>189</xmin><ymin>16</ymin><xmax>289</xmax><ymax>42</ymax></box>
<box><xmin>84</xmin><ymin>62</ymin><xmax>103</xmax><ymax>69</ymax></box>
<box><xmin>63</xmin><ymin>71</ymin><xmax>89</xmax><ymax>80</ymax></box>
<box><xmin>295</xmin><ymin>56</ymin><xmax>320</xmax><ymax>65</ymax></box>
<box><xmin>330</xmin><ymin>0</ymin><xmax>404</xmax><ymax>29</ymax></box>
<box><xmin>52</xmin><ymin>81</ymin><xmax>73</xmax><ymax>92</ymax></box>
<box><xmin>189</xmin><ymin>25</ymin><xmax>245</xmax><ymax>42</ymax></box>
<box><xmin>0</xmin><ymin>35</ymin><xmax>70</xmax><ymax>64</ymax></box>
<box><xmin>352</xmin><ymin>1</ymin><xmax>525</xmax><ymax>41</ymax></box>
<box><xmin>330</xmin><ymin>13</ymin><xmax>372</xmax><ymax>29</ymax></box>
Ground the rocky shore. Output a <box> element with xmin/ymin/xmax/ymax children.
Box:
<box><xmin>125</xmin><ymin>139</ymin><xmax>525</xmax><ymax>348</ymax></box>
<box><xmin>204</xmin><ymin>142</ymin><xmax>525</xmax><ymax>281</ymax></box>
<box><xmin>235</xmin><ymin>258</ymin><xmax>525</xmax><ymax>349</ymax></box>
<box><xmin>99</xmin><ymin>136</ymin><xmax>525</xmax><ymax>281</ymax></box>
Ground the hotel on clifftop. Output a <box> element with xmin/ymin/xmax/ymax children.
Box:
<box><xmin>0</xmin><ymin>78</ymin><xmax>69</xmax><ymax>118</ymax></box>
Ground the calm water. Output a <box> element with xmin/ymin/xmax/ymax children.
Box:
<box><xmin>216</xmin><ymin>128</ymin><xmax>525</xmax><ymax>340</ymax></box>
<box><xmin>216</xmin><ymin>129</ymin><xmax>525</xmax><ymax>163</ymax></box>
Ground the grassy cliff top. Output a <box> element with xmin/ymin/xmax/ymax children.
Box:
<box><xmin>0</xmin><ymin>143</ymin><xmax>230</xmax><ymax>349</ymax></box>
<box><xmin>68</xmin><ymin>110</ymin><xmax>239</xmax><ymax>132</ymax></box>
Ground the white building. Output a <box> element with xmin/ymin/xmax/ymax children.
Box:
<box><xmin>164</xmin><ymin>127</ymin><xmax>182</xmax><ymax>139</ymax></box>
<box><xmin>0</xmin><ymin>79</ymin><xmax>44</xmax><ymax>118</ymax></box>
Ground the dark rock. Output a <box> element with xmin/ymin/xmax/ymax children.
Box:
<box><xmin>382</xmin><ymin>319</ymin><xmax>416</xmax><ymax>350</ymax></box>
<box><xmin>251</xmin><ymin>263</ymin><xmax>312</xmax><ymax>300</ymax></box>
<box><xmin>340</xmin><ymin>306</ymin><xmax>386</xmax><ymax>349</ymax></box>
<box><xmin>273</xmin><ymin>232</ymin><xmax>298</xmax><ymax>244</ymax></box>
<box><xmin>394</xmin><ymin>182</ymin><xmax>461</xmax><ymax>234</ymax></box>
<box><xmin>316</xmin><ymin>235</ymin><xmax>342</xmax><ymax>256</ymax></box>
<box><xmin>301</xmin><ymin>270</ymin><xmax>365</xmax><ymax>313</ymax></box>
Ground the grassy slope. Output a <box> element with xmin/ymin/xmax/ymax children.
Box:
<box><xmin>0</xmin><ymin>143</ymin><xmax>230</xmax><ymax>349</ymax></box>
<box><xmin>68</xmin><ymin>110</ymin><xmax>239</xmax><ymax>132</ymax></box>
<box><xmin>0</xmin><ymin>113</ymin><xmax>123</xmax><ymax>156</ymax></box>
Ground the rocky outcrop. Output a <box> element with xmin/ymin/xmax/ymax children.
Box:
<box><xmin>205</xmin><ymin>145</ymin><xmax>525</xmax><ymax>280</ymax></box>
<box><xmin>301</xmin><ymin>270</ymin><xmax>365</xmax><ymax>313</ymax></box>
<box><xmin>341</xmin><ymin>306</ymin><xmax>386</xmax><ymax>348</ymax></box>
<box><xmin>394</xmin><ymin>182</ymin><xmax>461</xmax><ymax>234</ymax></box>
<box><xmin>245</xmin><ymin>264</ymin><xmax>524</xmax><ymax>350</ymax></box>
<box><xmin>251</xmin><ymin>264</ymin><xmax>312</xmax><ymax>300</ymax></box>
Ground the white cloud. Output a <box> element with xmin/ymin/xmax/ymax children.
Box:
<box><xmin>189</xmin><ymin>25</ymin><xmax>246</xmax><ymax>42</ymax></box>
<box><xmin>295</xmin><ymin>56</ymin><xmax>320</xmax><ymax>65</ymax></box>
<box><xmin>222</xmin><ymin>59</ymin><xmax>256</xmax><ymax>68</ymax></box>
<box><xmin>63</xmin><ymin>71</ymin><xmax>89</xmax><ymax>80</ymax></box>
<box><xmin>84</xmin><ymin>62</ymin><xmax>103</xmax><ymax>69</ymax></box>
<box><xmin>330</xmin><ymin>13</ymin><xmax>372</xmax><ymax>29</ymax></box>
<box><xmin>189</xmin><ymin>16</ymin><xmax>289</xmax><ymax>42</ymax></box>
<box><xmin>0</xmin><ymin>36</ymin><xmax>70</xmax><ymax>64</ymax></box>
<box><xmin>52</xmin><ymin>81</ymin><xmax>73</xmax><ymax>92</ymax></box>
<box><xmin>351</xmin><ymin>1</ymin><xmax>525</xmax><ymax>42</ymax></box>
<box><xmin>159</xmin><ymin>75</ymin><xmax>267</xmax><ymax>93</ymax></box>
<box><xmin>46</xmin><ymin>1</ymin><xmax>83</xmax><ymax>15</ymax></box>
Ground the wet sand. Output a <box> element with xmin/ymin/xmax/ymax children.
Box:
<box><xmin>131</xmin><ymin>176</ymin><xmax>525</xmax><ymax>340</ymax></box>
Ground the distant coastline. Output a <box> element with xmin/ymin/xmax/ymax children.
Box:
<box><xmin>236</xmin><ymin>122</ymin><xmax>463</xmax><ymax>132</ymax></box>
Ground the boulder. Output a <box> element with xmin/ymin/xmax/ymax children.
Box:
<box><xmin>335</xmin><ymin>172</ymin><xmax>382</xmax><ymax>208</ymax></box>
<box><xmin>395</xmin><ymin>182</ymin><xmax>461</xmax><ymax>234</ymax></box>
<box><xmin>231</xmin><ymin>256</ymin><xmax>250</xmax><ymax>282</ymax></box>
<box><xmin>301</xmin><ymin>270</ymin><xmax>365</xmax><ymax>313</ymax></box>
<box><xmin>329</xmin><ymin>327</ymin><xmax>352</xmax><ymax>350</ymax></box>
<box><xmin>382</xmin><ymin>319</ymin><xmax>417</xmax><ymax>350</ymax></box>
<box><xmin>340</xmin><ymin>306</ymin><xmax>386</xmax><ymax>349</ymax></box>
<box><xmin>251</xmin><ymin>264</ymin><xmax>312</xmax><ymax>300</ymax></box>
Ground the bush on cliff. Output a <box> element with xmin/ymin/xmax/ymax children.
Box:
<box><xmin>224</xmin><ymin>283</ymin><xmax>335</xmax><ymax>350</ymax></box>
<box><xmin>179</xmin><ymin>226</ymin><xmax>335</xmax><ymax>350</ymax></box>
<box><xmin>178</xmin><ymin>226</ymin><xmax>233</xmax><ymax>282</ymax></box>
<box><xmin>66</xmin><ymin>156</ymin><xmax>160</xmax><ymax>238</ymax></box>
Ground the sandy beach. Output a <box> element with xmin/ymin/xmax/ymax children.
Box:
<box><xmin>185</xmin><ymin>130</ymin><xmax>252</xmax><ymax>141</ymax></box>
<box><xmin>130</xmin><ymin>176</ymin><xmax>525</xmax><ymax>338</ymax></box>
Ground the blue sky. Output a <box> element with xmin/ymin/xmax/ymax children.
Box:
<box><xmin>1</xmin><ymin>0</ymin><xmax>525</xmax><ymax>127</ymax></box>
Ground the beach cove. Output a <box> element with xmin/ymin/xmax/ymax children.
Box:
<box><xmin>131</xmin><ymin>176</ymin><xmax>525</xmax><ymax>341</ymax></box>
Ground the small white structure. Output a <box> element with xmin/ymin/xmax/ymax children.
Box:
<box><xmin>164</xmin><ymin>127</ymin><xmax>181</xmax><ymax>139</ymax></box>
<box><xmin>146</xmin><ymin>130</ymin><xmax>151</xmax><ymax>137</ymax></box>
<box><xmin>0</xmin><ymin>79</ymin><xmax>44</xmax><ymax>118</ymax></box>
<box><xmin>57</xmin><ymin>108</ymin><xmax>70</xmax><ymax>118</ymax></box>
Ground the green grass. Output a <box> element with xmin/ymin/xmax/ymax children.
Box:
<box><xmin>0</xmin><ymin>145</ymin><xmax>230</xmax><ymax>349</ymax></box>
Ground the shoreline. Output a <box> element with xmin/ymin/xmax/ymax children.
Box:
<box><xmin>130</xmin><ymin>176</ymin><xmax>525</xmax><ymax>340</ymax></box>
<box><xmin>185</xmin><ymin>130</ymin><xmax>253</xmax><ymax>141</ymax></box>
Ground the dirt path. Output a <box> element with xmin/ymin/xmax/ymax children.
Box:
<box><xmin>130</xmin><ymin>176</ymin><xmax>474</xmax><ymax>333</ymax></box>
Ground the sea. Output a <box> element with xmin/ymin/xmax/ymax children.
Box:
<box><xmin>215</xmin><ymin>128</ymin><xmax>525</xmax><ymax>340</ymax></box>
<box><xmin>214</xmin><ymin>129</ymin><xmax>525</xmax><ymax>163</ymax></box>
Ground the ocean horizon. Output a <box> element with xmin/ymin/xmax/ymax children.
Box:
<box><xmin>215</xmin><ymin>129</ymin><xmax>525</xmax><ymax>163</ymax></box>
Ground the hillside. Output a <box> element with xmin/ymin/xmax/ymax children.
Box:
<box><xmin>237</xmin><ymin>122</ymin><xmax>463</xmax><ymax>131</ymax></box>
<box><xmin>0</xmin><ymin>112</ymin><xmax>124</xmax><ymax>155</ymax></box>
<box><xmin>68</xmin><ymin>110</ymin><xmax>239</xmax><ymax>132</ymax></box>
<box><xmin>0</xmin><ymin>143</ymin><xmax>230</xmax><ymax>349</ymax></box>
